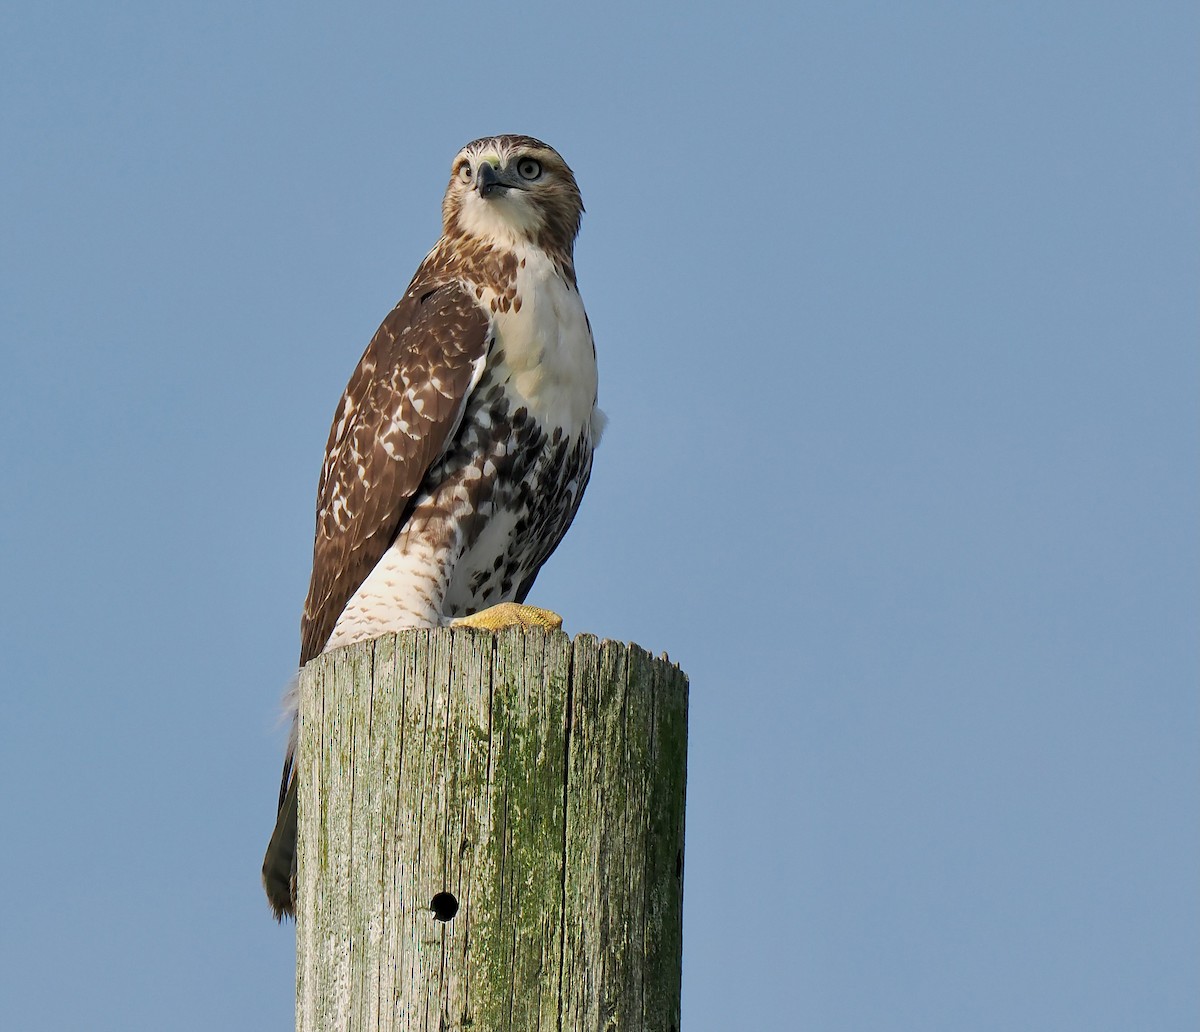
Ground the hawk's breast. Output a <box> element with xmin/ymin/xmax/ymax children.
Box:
<box><xmin>440</xmin><ymin>246</ymin><xmax>602</xmax><ymax>614</ymax></box>
<box><xmin>489</xmin><ymin>247</ymin><xmax>599</xmax><ymax>439</ymax></box>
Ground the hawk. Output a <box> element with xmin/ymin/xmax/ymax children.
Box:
<box><xmin>262</xmin><ymin>135</ymin><xmax>604</xmax><ymax>918</ymax></box>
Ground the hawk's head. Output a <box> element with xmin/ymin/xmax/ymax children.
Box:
<box><xmin>442</xmin><ymin>135</ymin><xmax>583</xmax><ymax>257</ymax></box>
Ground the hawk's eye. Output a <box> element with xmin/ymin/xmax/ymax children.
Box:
<box><xmin>458</xmin><ymin>163</ymin><xmax>472</xmax><ymax>183</ymax></box>
<box><xmin>517</xmin><ymin>158</ymin><xmax>542</xmax><ymax>181</ymax></box>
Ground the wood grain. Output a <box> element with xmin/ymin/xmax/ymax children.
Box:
<box><xmin>295</xmin><ymin>627</ymin><xmax>688</xmax><ymax>1032</ymax></box>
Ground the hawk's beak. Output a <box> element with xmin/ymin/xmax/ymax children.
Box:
<box><xmin>476</xmin><ymin>162</ymin><xmax>502</xmax><ymax>197</ymax></box>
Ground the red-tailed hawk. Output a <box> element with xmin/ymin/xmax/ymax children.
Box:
<box><xmin>262</xmin><ymin>135</ymin><xmax>603</xmax><ymax>918</ymax></box>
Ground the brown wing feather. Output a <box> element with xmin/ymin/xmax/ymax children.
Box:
<box><xmin>299</xmin><ymin>271</ymin><xmax>490</xmax><ymax>664</ymax></box>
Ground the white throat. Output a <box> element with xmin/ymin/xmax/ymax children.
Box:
<box><xmin>456</xmin><ymin>191</ymin><xmax>540</xmax><ymax>250</ymax></box>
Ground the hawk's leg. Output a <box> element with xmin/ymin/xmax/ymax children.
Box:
<box><xmin>452</xmin><ymin>603</ymin><xmax>563</xmax><ymax>631</ymax></box>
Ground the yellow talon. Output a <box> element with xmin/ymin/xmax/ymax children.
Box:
<box><xmin>452</xmin><ymin>603</ymin><xmax>564</xmax><ymax>631</ymax></box>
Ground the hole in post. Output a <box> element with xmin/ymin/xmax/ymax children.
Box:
<box><xmin>430</xmin><ymin>891</ymin><xmax>459</xmax><ymax>922</ymax></box>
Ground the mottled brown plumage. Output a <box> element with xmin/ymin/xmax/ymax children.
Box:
<box><xmin>263</xmin><ymin>135</ymin><xmax>602</xmax><ymax>919</ymax></box>
<box><xmin>299</xmin><ymin>280</ymin><xmax>490</xmax><ymax>665</ymax></box>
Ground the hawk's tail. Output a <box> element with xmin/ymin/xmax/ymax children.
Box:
<box><xmin>262</xmin><ymin>760</ymin><xmax>298</xmax><ymax>920</ymax></box>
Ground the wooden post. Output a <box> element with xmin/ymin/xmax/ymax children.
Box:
<box><xmin>295</xmin><ymin>627</ymin><xmax>688</xmax><ymax>1032</ymax></box>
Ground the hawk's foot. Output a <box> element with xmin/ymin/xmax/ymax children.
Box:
<box><xmin>452</xmin><ymin>603</ymin><xmax>563</xmax><ymax>632</ymax></box>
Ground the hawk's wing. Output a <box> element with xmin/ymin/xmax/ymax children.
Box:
<box><xmin>299</xmin><ymin>276</ymin><xmax>490</xmax><ymax>664</ymax></box>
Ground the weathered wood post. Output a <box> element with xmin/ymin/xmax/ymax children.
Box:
<box><xmin>295</xmin><ymin>627</ymin><xmax>688</xmax><ymax>1032</ymax></box>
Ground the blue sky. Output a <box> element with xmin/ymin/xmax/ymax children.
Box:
<box><xmin>1</xmin><ymin>2</ymin><xmax>1196</xmax><ymax>1029</ymax></box>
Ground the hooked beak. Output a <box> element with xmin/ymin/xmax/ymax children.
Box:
<box><xmin>476</xmin><ymin>161</ymin><xmax>526</xmax><ymax>198</ymax></box>
<box><xmin>476</xmin><ymin>162</ymin><xmax>504</xmax><ymax>197</ymax></box>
